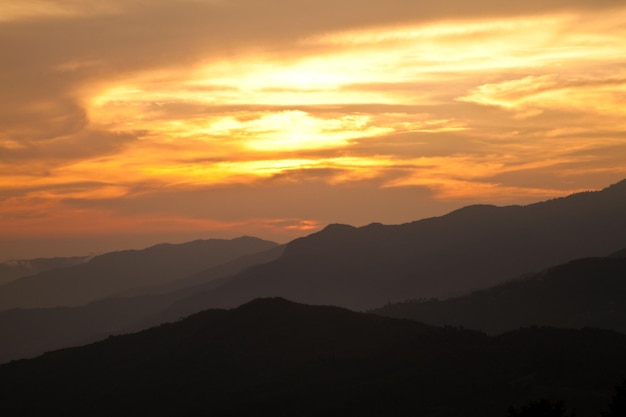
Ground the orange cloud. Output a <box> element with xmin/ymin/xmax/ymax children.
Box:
<box><xmin>2</xmin><ymin>2</ymin><xmax>626</xmax><ymax>258</ymax></box>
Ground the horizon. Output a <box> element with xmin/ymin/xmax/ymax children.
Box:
<box><xmin>2</xmin><ymin>1</ymin><xmax>626</xmax><ymax>261</ymax></box>
<box><xmin>2</xmin><ymin>177</ymin><xmax>622</xmax><ymax>262</ymax></box>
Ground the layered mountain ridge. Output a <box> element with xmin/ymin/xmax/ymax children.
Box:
<box><xmin>1</xmin><ymin>298</ymin><xmax>624</xmax><ymax>417</ymax></box>
<box><xmin>158</xmin><ymin>179</ymin><xmax>626</xmax><ymax>313</ymax></box>
<box><xmin>1</xmin><ymin>179</ymin><xmax>626</xmax><ymax>365</ymax></box>
<box><xmin>0</xmin><ymin>236</ymin><xmax>278</xmax><ymax>310</ymax></box>
<box><xmin>373</xmin><ymin>251</ymin><xmax>626</xmax><ymax>334</ymax></box>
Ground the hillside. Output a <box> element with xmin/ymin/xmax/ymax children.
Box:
<box><xmin>0</xmin><ymin>256</ymin><xmax>90</xmax><ymax>286</ymax></box>
<box><xmin>0</xmin><ymin>244</ymin><xmax>284</xmax><ymax>363</ymax></box>
<box><xmin>2</xmin><ymin>179</ymin><xmax>626</xmax><ymax>365</ymax></box>
<box><xmin>155</xmin><ymin>179</ymin><xmax>626</xmax><ymax>313</ymax></box>
<box><xmin>373</xmin><ymin>251</ymin><xmax>626</xmax><ymax>334</ymax></box>
<box><xmin>1</xmin><ymin>298</ymin><xmax>625</xmax><ymax>417</ymax></box>
<box><xmin>0</xmin><ymin>236</ymin><xmax>278</xmax><ymax>310</ymax></box>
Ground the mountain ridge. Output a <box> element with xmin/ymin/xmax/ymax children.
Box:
<box><xmin>2</xmin><ymin>179</ymin><xmax>626</xmax><ymax>364</ymax></box>
<box><xmin>373</xmin><ymin>251</ymin><xmax>626</xmax><ymax>334</ymax></box>
<box><xmin>0</xmin><ymin>242</ymin><xmax>285</xmax><ymax>364</ymax></box>
<box><xmin>1</xmin><ymin>297</ymin><xmax>625</xmax><ymax>417</ymax></box>
<box><xmin>0</xmin><ymin>236</ymin><xmax>278</xmax><ymax>310</ymax></box>
<box><xmin>154</xmin><ymin>179</ymin><xmax>626</xmax><ymax>312</ymax></box>
<box><xmin>0</xmin><ymin>255</ymin><xmax>91</xmax><ymax>286</ymax></box>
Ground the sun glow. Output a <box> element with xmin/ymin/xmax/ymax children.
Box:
<box><xmin>3</xmin><ymin>2</ymin><xmax>626</xmax><ymax>252</ymax></box>
<box><xmin>74</xmin><ymin>9</ymin><xmax>626</xmax><ymax>196</ymax></box>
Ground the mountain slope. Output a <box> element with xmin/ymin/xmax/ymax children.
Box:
<box><xmin>0</xmin><ymin>256</ymin><xmax>90</xmax><ymax>286</ymax></box>
<box><xmin>1</xmin><ymin>298</ymin><xmax>625</xmax><ymax>417</ymax></box>
<box><xmin>373</xmin><ymin>252</ymin><xmax>626</xmax><ymax>334</ymax></box>
<box><xmin>157</xmin><ymin>179</ymin><xmax>626</xmax><ymax>312</ymax></box>
<box><xmin>0</xmin><ymin>294</ymin><xmax>172</xmax><ymax>364</ymax></box>
<box><xmin>132</xmin><ymin>244</ymin><xmax>286</xmax><ymax>296</ymax></box>
<box><xmin>0</xmin><ymin>244</ymin><xmax>284</xmax><ymax>364</ymax></box>
<box><xmin>0</xmin><ymin>236</ymin><xmax>278</xmax><ymax>310</ymax></box>
<box><xmin>2</xmin><ymin>179</ymin><xmax>625</xmax><ymax>365</ymax></box>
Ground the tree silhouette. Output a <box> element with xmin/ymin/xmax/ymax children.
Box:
<box><xmin>602</xmin><ymin>379</ymin><xmax>626</xmax><ymax>417</ymax></box>
<box><xmin>507</xmin><ymin>399</ymin><xmax>574</xmax><ymax>417</ymax></box>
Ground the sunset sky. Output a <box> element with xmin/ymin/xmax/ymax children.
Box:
<box><xmin>2</xmin><ymin>0</ymin><xmax>626</xmax><ymax>260</ymax></box>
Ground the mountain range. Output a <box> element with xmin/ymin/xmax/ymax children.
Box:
<box><xmin>152</xmin><ymin>178</ymin><xmax>626</xmax><ymax>313</ymax></box>
<box><xmin>373</xmin><ymin>248</ymin><xmax>626</xmax><ymax>334</ymax></box>
<box><xmin>0</xmin><ymin>239</ymin><xmax>283</xmax><ymax>363</ymax></box>
<box><xmin>0</xmin><ymin>256</ymin><xmax>90</xmax><ymax>286</ymax></box>
<box><xmin>1</xmin><ymin>178</ymin><xmax>626</xmax><ymax>365</ymax></box>
<box><xmin>1</xmin><ymin>298</ymin><xmax>624</xmax><ymax>417</ymax></box>
<box><xmin>0</xmin><ymin>236</ymin><xmax>278</xmax><ymax>310</ymax></box>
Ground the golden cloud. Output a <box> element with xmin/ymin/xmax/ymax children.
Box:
<box><xmin>2</xmin><ymin>2</ymin><xmax>626</xmax><ymax>255</ymax></box>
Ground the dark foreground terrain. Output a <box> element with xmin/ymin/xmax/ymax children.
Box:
<box><xmin>1</xmin><ymin>298</ymin><xmax>624</xmax><ymax>417</ymax></box>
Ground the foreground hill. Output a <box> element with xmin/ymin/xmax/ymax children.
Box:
<box><xmin>0</xmin><ymin>236</ymin><xmax>278</xmax><ymax>310</ymax></box>
<box><xmin>373</xmin><ymin>249</ymin><xmax>626</xmax><ymax>334</ymax></box>
<box><xmin>0</xmin><ymin>298</ymin><xmax>624</xmax><ymax>417</ymax></box>
<box><xmin>156</xmin><ymin>179</ymin><xmax>626</xmax><ymax>313</ymax></box>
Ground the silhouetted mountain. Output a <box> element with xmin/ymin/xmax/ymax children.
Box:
<box><xmin>132</xmin><ymin>244</ymin><xmax>286</xmax><ymax>297</ymax></box>
<box><xmin>0</xmin><ymin>244</ymin><xmax>284</xmax><ymax>363</ymax></box>
<box><xmin>1</xmin><ymin>298</ymin><xmax>625</xmax><ymax>417</ymax></box>
<box><xmin>0</xmin><ymin>256</ymin><xmax>90</xmax><ymax>286</ymax></box>
<box><xmin>0</xmin><ymin>236</ymin><xmax>278</xmax><ymax>310</ymax></box>
<box><xmin>0</xmin><ymin>294</ymin><xmax>172</xmax><ymax>364</ymax></box>
<box><xmin>156</xmin><ymin>179</ymin><xmax>626</xmax><ymax>312</ymax></box>
<box><xmin>610</xmin><ymin>248</ymin><xmax>626</xmax><ymax>258</ymax></box>
<box><xmin>373</xmin><ymin>251</ymin><xmax>626</xmax><ymax>334</ymax></box>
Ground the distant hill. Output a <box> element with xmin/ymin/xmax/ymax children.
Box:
<box><xmin>0</xmin><ymin>294</ymin><xmax>172</xmax><ymax>364</ymax></box>
<box><xmin>155</xmin><ymin>179</ymin><xmax>626</xmax><ymax>312</ymax></box>
<box><xmin>1</xmin><ymin>298</ymin><xmax>625</xmax><ymax>417</ymax></box>
<box><xmin>372</xmin><ymin>250</ymin><xmax>626</xmax><ymax>334</ymax></box>
<box><xmin>0</xmin><ymin>236</ymin><xmax>278</xmax><ymax>310</ymax></box>
<box><xmin>131</xmin><ymin>244</ymin><xmax>286</xmax><ymax>297</ymax></box>
<box><xmin>0</xmin><ymin>256</ymin><xmax>90</xmax><ymax>286</ymax></box>
<box><xmin>0</xmin><ymin>244</ymin><xmax>284</xmax><ymax>363</ymax></box>
<box><xmin>2</xmin><ymin>179</ymin><xmax>626</xmax><ymax>365</ymax></box>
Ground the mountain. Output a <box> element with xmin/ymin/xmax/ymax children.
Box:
<box><xmin>0</xmin><ymin>244</ymin><xmax>285</xmax><ymax>364</ymax></box>
<box><xmin>0</xmin><ymin>256</ymin><xmax>90</xmax><ymax>286</ymax></box>
<box><xmin>1</xmin><ymin>298</ymin><xmax>625</xmax><ymax>417</ymax></box>
<box><xmin>372</xmin><ymin>250</ymin><xmax>626</xmax><ymax>334</ymax></box>
<box><xmin>0</xmin><ymin>294</ymin><xmax>172</xmax><ymax>364</ymax></box>
<box><xmin>0</xmin><ymin>236</ymin><xmax>278</xmax><ymax>310</ymax></box>
<box><xmin>153</xmin><ymin>179</ymin><xmax>626</xmax><ymax>312</ymax></box>
<box><xmin>2</xmin><ymin>179</ymin><xmax>625</xmax><ymax>365</ymax></box>
<box><xmin>129</xmin><ymin>244</ymin><xmax>286</xmax><ymax>297</ymax></box>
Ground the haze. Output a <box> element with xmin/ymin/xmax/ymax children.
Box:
<box><xmin>1</xmin><ymin>0</ymin><xmax>625</xmax><ymax>260</ymax></box>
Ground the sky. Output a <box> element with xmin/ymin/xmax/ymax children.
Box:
<box><xmin>1</xmin><ymin>0</ymin><xmax>626</xmax><ymax>260</ymax></box>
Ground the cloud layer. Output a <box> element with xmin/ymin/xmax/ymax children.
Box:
<box><xmin>1</xmin><ymin>0</ymin><xmax>625</xmax><ymax>258</ymax></box>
